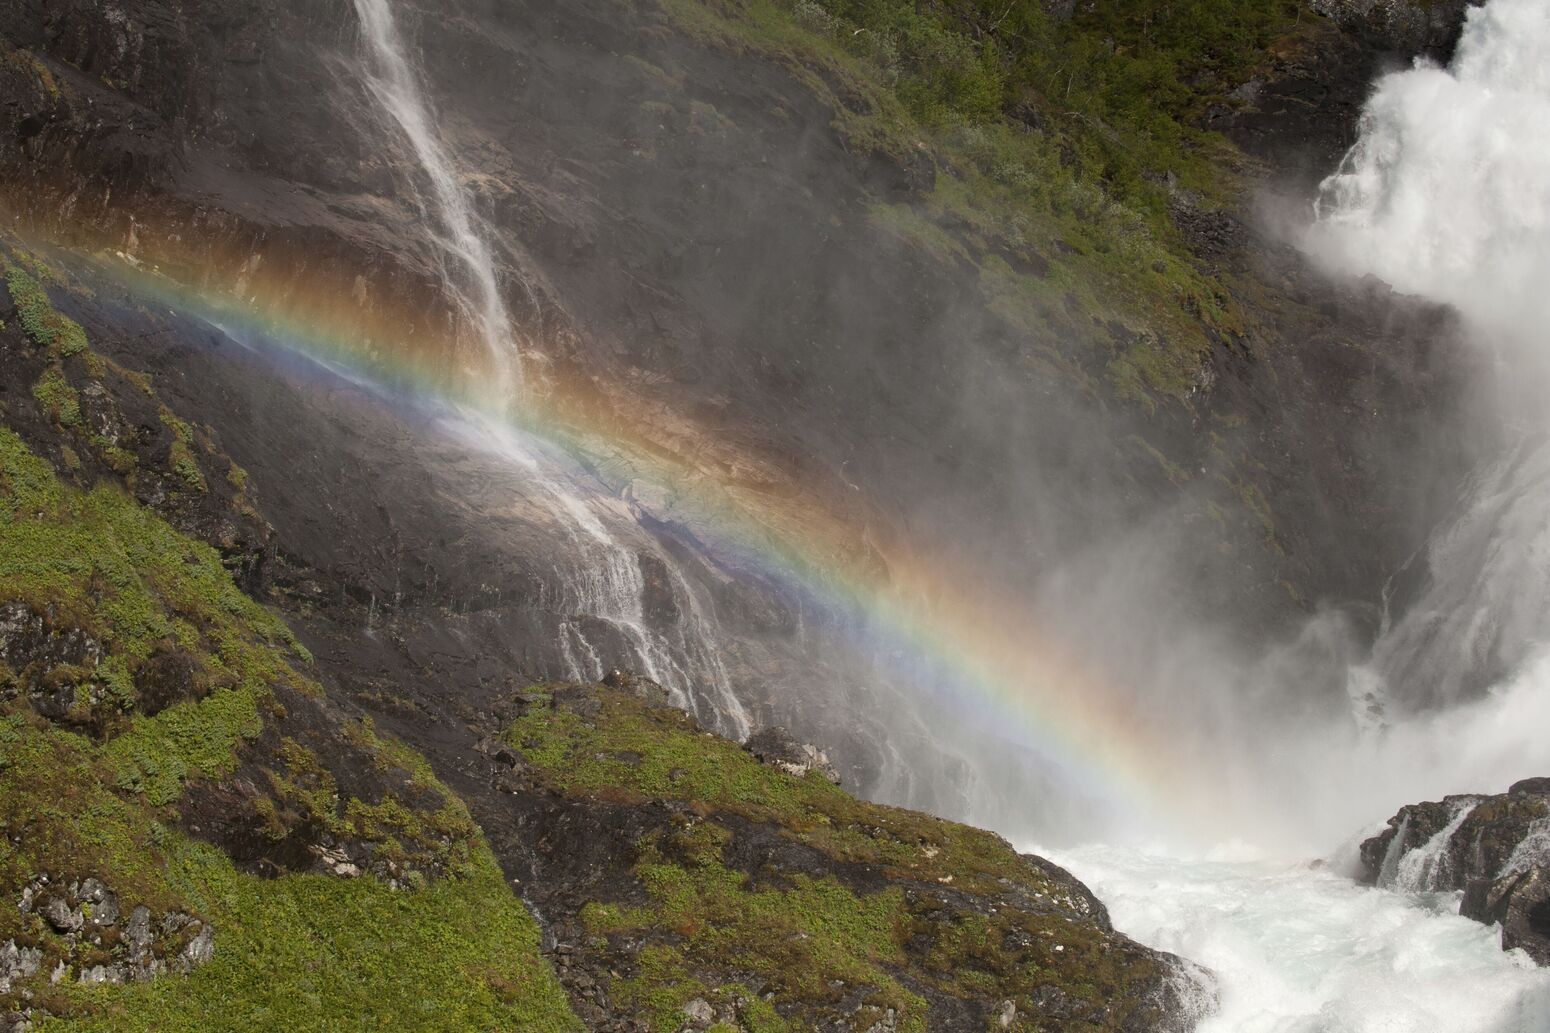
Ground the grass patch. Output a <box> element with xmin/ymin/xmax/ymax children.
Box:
<box><xmin>505</xmin><ymin>685</ymin><xmax>1182</xmax><ymax>1030</ymax></box>
<box><xmin>0</xmin><ymin>428</ymin><xmax>580</xmax><ymax>1030</ymax></box>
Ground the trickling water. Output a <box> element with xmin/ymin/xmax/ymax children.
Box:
<box><xmin>1376</xmin><ymin>814</ymin><xmax>1412</xmax><ymax>890</ymax></box>
<box><xmin>353</xmin><ymin>0</ymin><xmax>524</xmax><ymax>398</ymax></box>
<box><xmin>1501</xmin><ymin>817</ymin><xmax>1550</xmax><ymax>881</ymax></box>
<box><xmin>443</xmin><ymin>414</ymin><xmax>753</xmax><ymax>740</ymax></box>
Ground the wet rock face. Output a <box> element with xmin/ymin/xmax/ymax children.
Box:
<box><xmin>1361</xmin><ymin>781</ymin><xmax>1550</xmax><ymax>965</ymax></box>
<box><xmin>1310</xmin><ymin>0</ymin><xmax>1475</xmax><ymax>58</ymax></box>
<box><xmin>1210</xmin><ymin>0</ymin><xmax>1475</xmax><ymax>192</ymax></box>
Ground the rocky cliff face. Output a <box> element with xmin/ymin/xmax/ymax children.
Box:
<box><xmin>0</xmin><ymin>0</ymin><xmax>1490</xmax><ymax>822</ymax></box>
<box><xmin>0</xmin><ymin>236</ymin><xmax>1208</xmax><ymax>1031</ymax></box>
<box><xmin>1360</xmin><ymin>779</ymin><xmax>1550</xmax><ymax>965</ymax></box>
<box><xmin>0</xmin><ymin>0</ymin><xmax>1499</xmax><ymax>1027</ymax></box>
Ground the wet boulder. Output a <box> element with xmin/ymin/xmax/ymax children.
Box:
<box><xmin>1361</xmin><ymin>779</ymin><xmax>1550</xmax><ymax>965</ymax></box>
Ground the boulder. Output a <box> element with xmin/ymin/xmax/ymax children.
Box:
<box><xmin>1360</xmin><ymin>779</ymin><xmax>1550</xmax><ymax>964</ymax></box>
<box><xmin>601</xmin><ymin>669</ymin><xmax>671</xmax><ymax>706</ymax></box>
<box><xmin>742</xmin><ymin>726</ymin><xmax>841</xmax><ymax>785</ymax></box>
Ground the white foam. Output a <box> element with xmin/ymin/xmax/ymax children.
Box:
<box><xmin>1050</xmin><ymin>844</ymin><xmax>1550</xmax><ymax>1033</ymax></box>
<box><xmin>1308</xmin><ymin>0</ymin><xmax>1550</xmax><ymax>354</ymax></box>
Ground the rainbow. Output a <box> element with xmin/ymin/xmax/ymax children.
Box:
<box><xmin>21</xmin><ymin>235</ymin><xmax>1228</xmax><ymax>843</ymax></box>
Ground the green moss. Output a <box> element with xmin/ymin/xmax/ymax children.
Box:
<box><xmin>506</xmin><ymin>687</ymin><xmax>1044</xmax><ymax>895</ymax></box>
<box><xmin>158</xmin><ymin>405</ymin><xmax>208</xmax><ymax>492</ymax></box>
<box><xmin>105</xmin><ymin>686</ymin><xmax>263</xmax><ymax>806</ymax></box>
<box><xmin>504</xmin><ymin>684</ymin><xmax>1179</xmax><ymax>1030</ymax></box>
<box><xmin>13</xmin><ymin>787</ymin><xmax>581</xmax><ymax>1032</ymax></box>
<box><xmin>5</xmin><ymin>48</ymin><xmax>60</xmax><ymax>102</ymax></box>
<box><xmin>6</xmin><ymin>263</ymin><xmax>89</xmax><ymax>357</ymax></box>
<box><xmin>659</xmin><ymin>0</ymin><xmax>1287</xmax><ymax>403</ymax></box>
<box><xmin>0</xmin><ymin>427</ymin><xmax>581</xmax><ymax>1030</ymax></box>
<box><xmin>596</xmin><ymin>822</ymin><xmax>923</xmax><ymax>1032</ymax></box>
<box><xmin>32</xmin><ymin>366</ymin><xmax>82</xmax><ymax>428</ymax></box>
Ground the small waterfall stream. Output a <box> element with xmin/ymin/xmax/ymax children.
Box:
<box><xmin>353</xmin><ymin>0</ymin><xmax>523</xmax><ymax>397</ymax></box>
<box><xmin>350</xmin><ymin>0</ymin><xmax>750</xmax><ymax>740</ymax></box>
<box><xmin>1386</xmin><ymin>797</ymin><xmax>1481</xmax><ymax>893</ymax></box>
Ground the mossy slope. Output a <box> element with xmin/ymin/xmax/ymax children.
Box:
<box><xmin>497</xmin><ymin>683</ymin><xmax>1200</xmax><ymax>1032</ymax></box>
<box><xmin>0</xmin><ymin>277</ymin><xmax>580</xmax><ymax>1030</ymax></box>
<box><xmin>657</xmin><ymin>0</ymin><xmax>1305</xmax><ymax>408</ymax></box>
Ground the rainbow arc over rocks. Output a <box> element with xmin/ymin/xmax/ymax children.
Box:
<box><xmin>37</xmin><ymin>239</ymin><xmax>1226</xmax><ymax>842</ymax></box>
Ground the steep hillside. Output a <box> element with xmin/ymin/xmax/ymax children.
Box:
<box><xmin>0</xmin><ymin>0</ymin><xmax>1477</xmax><ymax>632</ymax></box>
<box><xmin>0</xmin><ymin>242</ymin><xmax>1203</xmax><ymax>1030</ymax></box>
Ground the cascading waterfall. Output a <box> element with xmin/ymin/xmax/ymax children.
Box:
<box><xmin>1500</xmin><ymin>818</ymin><xmax>1550</xmax><ymax>882</ymax></box>
<box><xmin>353</xmin><ymin>0</ymin><xmax>524</xmax><ymax>399</ymax></box>
<box><xmin>1043</xmin><ymin>3</ymin><xmax>1550</xmax><ymax>1029</ymax></box>
<box><xmin>1303</xmin><ymin>0</ymin><xmax>1550</xmax><ymax>774</ymax></box>
<box><xmin>1308</xmin><ymin>0</ymin><xmax>1550</xmax><ymax>727</ymax></box>
<box><xmin>1309</xmin><ymin>0</ymin><xmax>1550</xmax><ymax>354</ymax></box>
<box><xmin>351</xmin><ymin>0</ymin><xmax>750</xmax><ymax>740</ymax></box>
<box><xmin>1360</xmin><ymin>440</ymin><xmax>1550</xmax><ymax>712</ymax></box>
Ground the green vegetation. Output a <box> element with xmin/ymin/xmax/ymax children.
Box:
<box><xmin>32</xmin><ymin>365</ymin><xmax>82</xmax><ymax>428</ymax></box>
<box><xmin>159</xmin><ymin>405</ymin><xmax>208</xmax><ymax>493</ymax></box>
<box><xmin>589</xmin><ymin>821</ymin><xmax>924</xmax><ymax>1032</ymax></box>
<box><xmin>7</xmin><ymin>263</ymin><xmax>88</xmax><ymax>357</ymax></box>
<box><xmin>0</xmin><ymin>428</ymin><xmax>580</xmax><ymax>1031</ymax></box>
<box><xmin>4</xmin><ymin>249</ymin><xmax>224</xmax><ymax>497</ymax></box>
<box><xmin>35</xmin><ymin>843</ymin><xmax>579</xmax><ymax>1033</ymax></box>
<box><xmin>506</xmin><ymin>685</ymin><xmax>1178</xmax><ymax>1031</ymax></box>
<box><xmin>509</xmin><ymin>687</ymin><xmax>1047</xmax><ymax>893</ymax></box>
<box><xmin>3</xmin><ymin>47</ymin><xmax>61</xmax><ymax>102</ymax></box>
<box><xmin>660</xmin><ymin>0</ymin><xmax>1306</xmax><ymax>404</ymax></box>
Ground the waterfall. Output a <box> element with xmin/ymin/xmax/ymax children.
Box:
<box><xmin>1309</xmin><ymin>0</ymin><xmax>1550</xmax><ymax>354</ymax></box>
<box><xmin>1386</xmin><ymin>797</ymin><xmax>1481</xmax><ymax>893</ymax></box>
<box><xmin>1308</xmin><ymin>0</ymin><xmax>1550</xmax><ymax>721</ymax></box>
<box><xmin>352</xmin><ymin>0</ymin><xmax>751</xmax><ymax>740</ymax></box>
<box><xmin>352</xmin><ymin>0</ymin><xmax>524</xmax><ymax>399</ymax></box>
<box><xmin>445</xmin><ymin>414</ymin><xmax>754</xmax><ymax>741</ymax></box>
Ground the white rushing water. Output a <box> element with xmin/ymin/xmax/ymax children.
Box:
<box><xmin>1051</xmin><ymin>844</ymin><xmax>1550</xmax><ymax>1033</ymax></box>
<box><xmin>1308</xmin><ymin>0</ymin><xmax>1550</xmax><ymax>354</ymax></box>
<box><xmin>353</xmin><ymin>0</ymin><xmax>525</xmax><ymax>396</ymax></box>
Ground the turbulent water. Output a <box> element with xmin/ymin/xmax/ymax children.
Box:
<box><xmin>1055</xmin><ymin>1</ymin><xmax>1550</xmax><ymax>1025</ymax></box>
<box><xmin>1297</xmin><ymin>0</ymin><xmax>1550</xmax><ymax>814</ymax></box>
<box><xmin>1310</xmin><ymin>0</ymin><xmax>1550</xmax><ymax>353</ymax></box>
<box><xmin>1050</xmin><ymin>845</ymin><xmax>1550</xmax><ymax>1033</ymax></box>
